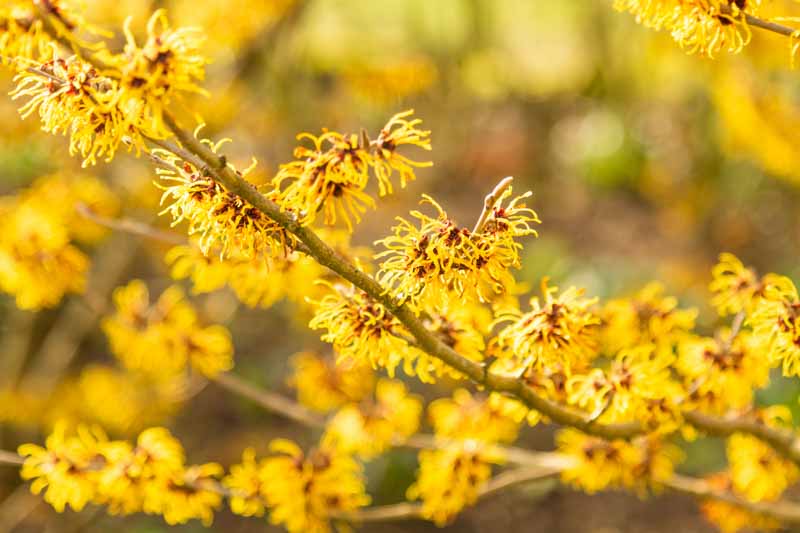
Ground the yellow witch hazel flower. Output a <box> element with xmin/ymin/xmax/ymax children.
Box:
<box><xmin>260</xmin><ymin>439</ymin><xmax>370</xmax><ymax>533</ymax></box>
<box><xmin>710</xmin><ymin>253</ymin><xmax>764</xmax><ymax>316</ymax></box>
<box><xmin>167</xmin><ymin>235</ymin><xmax>332</xmax><ymax>310</ymax></box>
<box><xmin>18</xmin><ymin>422</ymin><xmax>114</xmax><ymax>512</ymax></box>
<box><xmin>273</xmin><ymin>110</ymin><xmax>431</xmax><ymax>231</ymax></box>
<box><xmin>19</xmin><ymin>423</ymin><xmax>224</xmax><ymax>525</ymax></box>
<box><xmin>323</xmin><ymin>378</ymin><xmax>423</xmax><ymax>458</ymax></box>
<box><xmin>309</xmin><ymin>282</ymin><xmax>447</xmax><ymax>383</ymax></box>
<box><xmin>101</xmin><ymin>9</ymin><xmax>207</xmax><ymax>139</ymax></box>
<box><xmin>428</xmin><ymin>388</ymin><xmax>521</xmax><ymax>445</ymax></box>
<box><xmin>748</xmin><ymin>274</ymin><xmax>800</xmax><ymax>377</ymax></box>
<box><xmin>156</xmin><ymin>139</ymin><xmax>293</xmax><ymax>259</ymax></box>
<box><xmin>223</xmin><ymin>448</ymin><xmax>267</xmax><ymax>518</ymax></box>
<box><xmin>727</xmin><ymin>431</ymin><xmax>799</xmax><ymax>502</ymax></box>
<box><xmin>614</xmin><ymin>0</ymin><xmax>762</xmax><ymax>57</ymax></box>
<box><xmin>567</xmin><ymin>344</ymin><xmax>680</xmax><ymax>427</ymax></box>
<box><xmin>407</xmin><ymin>441</ymin><xmax>503</xmax><ymax>526</ymax></box>
<box><xmin>491</xmin><ymin>278</ymin><xmax>600</xmax><ymax>375</ymax></box>
<box><xmin>10</xmin><ymin>49</ymin><xmax>137</xmax><ymax>166</ymax></box>
<box><xmin>557</xmin><ymin>429</ymin><xmax>682</xmax><ymax>495</ymax></box>
<box><xmin>102</xmin><ymin>280</ymin><xmax>234</xmax><ymax>378</ymax></box>
<box><xmin>376</xmin><ymin>186</ymin><xmax>540</xmax><ymax>307</ymax></box>
<box><xmin>677</xmin><ymin>330</ymin><xmax>770</xmax><ymax>413</ymax></box>
<box><xmin>0</xmin><ymin>194</ymin><xmax>88</xmax><ymax>310</ymax></box>
<box><xmin>700</xmin><ymin>473</ymin><xmax>782</xmax><ymax>533</ymax></box>
<box><xmin>288</xmin><ymin>351</ymin><xmax>376</xmax><ymax>414</ymax></box>
<box><xmin>0</xmin><ymin>0</ymin><xmax>97</xmax><ymax>65</ymax></box>
<box><xmin>601</xmin><ymin>281</ymin><xmax>697</xmax><ymax>359</ymax></box>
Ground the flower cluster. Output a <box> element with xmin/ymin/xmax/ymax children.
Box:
<box><xmin>257</xmin><ymin>439</ymin><xmax>370</xmax><ymax>533</ymax></box>
<box><xmin>0</xmin><ymin>1</ymin><xmax>95</xmax><ymax>65</ymax></box>
<box><xmin>376</xmin><ymin>189</ymin><xmax>539</xmax><ymax>306</ymax></box>
<box><xmin>288</xmin><ymin>351</ymin><xmax>376</xmax><ymax>413</ymax></box>
<box><xmin>308</xmin><ymin>282</ymin><xmax>448</xmax><ymax>382</ymax></box>
<box><xmin>406</xmin><ymin>389</ymin><xmax>519</xmax><ymax>524</ymax></box>
<box><xmin>323</xmin><ymin>378</ymin><xmax>423</xmax><ymax>458</ymax></box>
<box><xmin>7</xmin><ymin>9</ymin><xmax>207</xmax><ymax>165</ymax></box>
<box><xmin>156</xmin><ymin>141</ymin><xmax>293</xmax><ymax>259</ymax></box>
<box><xmin>557</xmin><ymin>429</ymin><xmax>683</xmax><ymax>496</ymax></box>
<box><xmin>748</xmin><ymin>274</ymin><xmax>800</xmax><ymax>377</ymax></box>
<box><xmin>614</xmin><ymin>0</ymin><xmax>762</xmax><ymax>57</ymax></box>
<box><xmin>490</xmin><ymin>279</ymin><xmax>600</xmax><ymax>375</ymax></box>
<box><xmin>273</xmin><ymin>110</ymin><xmax>432</xmax><ymax>231</ymax></box>
<box><xmin>19</xmin><ymin>423</ymin><xmax>223</xmax><ymax>525</ymax></box>
<box><xmin>102</xmin><ymin>9</ymin><xmax>207</xmax><ymax>139</ymax></box>
<box><xmin>0</xmin><ymin>173</ymin><xmax>117</xmax><ymax>309</ymax></box>
<box><xmin>102</xmin><ymin>279</ymin><xmax>234</xmax><ymax>378</ymax></box>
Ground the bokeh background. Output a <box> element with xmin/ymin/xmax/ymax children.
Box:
<box><xmin>2</xmin><ymin>1</ymin><xmax>800</xmax><ymax>531</ymax></box>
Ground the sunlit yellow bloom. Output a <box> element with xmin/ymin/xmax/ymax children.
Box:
<box><xmin>309</xmin><ymin>282</ymin><xmax>444</xmax><ymax>382</ymax></box>
<box><xmin>407</xmin><ymin>442</ymin><xmax>503</xmax><ymax>526</ymax></box>
<box><xmin>748</xmin><ymin>274</ymin><xmax>800</xmax><ymax>377</ymax></box>
<box><xmin>376</xmin><ymin>190</ymin><xmax>539</xmax><ymax>306</ymax></box>
<box><xmin>168</xmin><ymin>235</ymin><xmax>336</xmax><ymax>311</ymax></box>
<box><xmin>428</xmin><ymin>389</ymin><xmax>520</xmax><ymax>445</ymax></box>
<box><xmin>288</xmin><ymin>351</ymin><xmax>375</xmax><ymax>413</ymax></box>
<box><xmin>0</xmin><ymin>1</ymin><xmax>97</xmax><ymax>65</ymax></box>
<box><xmin>102</xmin><ymin>280</ymin><xmax>234</xmax><ymax>378</ymax></box>
<box><xmin>677</xmin><ymin>331</ymin><xmax>769</xmax><ymax>413</ymax></box>
<box><xmin>274</xmin><ymin>130</ymin><xmax>375</xmax><ymax>231</ymax></box>
<box><xmin>614</xmin><ymin>0</ymin><xmax>762</xmax><ymax>57</ymax></box>
<box><xmin>101</xmin><ymin>9</ymin><xmax>207</xmax><ymax>139</ymax></box>
<box><xmin>260</xmin><ymin>439</ymin><xmax>370</xmax><ymax>533</ymax></box>
<box><xmin>0</xmin><ymin>195</ymin><xmax>88</xmax><ymax>310</ymax></box>
<box><xmin>323</xmin><ymin>378</ymin><xmax>422</xmax><ymax>458</ymax></box>
<box><xmin>11</xmin><ymin>50</ymin><xmax>136</xmax><ymax>166</ymax></box>
<box><xmin>156</xmin><ymin>140</ymin><xmax>293</xmax><ymax>259</ymax></box>
<box><xmin>18</xmin><ymin>422</ymin><xmax>110</xmax><ymax>512</ymax></box>
<box><xmin>567</xmin><ymin>345</ymin><xmax>679</xmax><ymax>427</ymax></box>
<box><xmin>710</xmin><ymin>253</ymin><xmax>764</xmax><ymax>316</ymax></box>
<box><xmin>223</xmin><ymin>448</ymin><xmax>266</xmax><ymax>518</ymax></box>
<box><xmin>143</xmin><ymin>462</ymin><xmax>223</xmax><ymax>526</ymax></box>
<box><xmin>491</xmin><ymin>279</ymin><xmax>600</xmax><ymax>375</ymax></box>
<box><xmin>700</xmin><ymin>473</ymin><xmax>782</xmax><ymax>533</ymax></box>
<box><xmin>273</xmin><ymin>110</ymin><xmax>431</xmax><ymax>231</ymax></box>
<box><xmin>23</xmin><ymin>173</ymin><xmax>120</xmax><ymax>243</ymax></box>
<box><xmin>370</xmin><ymin>109</ymin><xmax>433</xmax><ymax>195</ymax></box>
<box><xmin>601</xmin><ymin>282</ymin><xmax>696</xmax><ymax>358</ymax></box>
<box><xmin>557</xmin><ymin>429</ymin><xmax>682</xmax><ymax>495</ymax></box>
<box><xmin>727</xmin><ymin>432</ymin><xmax>799</xmax><ymax>502</ymax></box>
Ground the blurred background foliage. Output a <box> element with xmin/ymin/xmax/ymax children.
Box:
<box><xmin>2</xmin><ymin>0</ymin><xmax>800</xmax><ymax>531</ymax></box>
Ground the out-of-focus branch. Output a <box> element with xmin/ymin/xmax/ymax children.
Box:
<box><xmin>76</xmin><ymin>203</ymin><xmax>185</xmax><ymax>246</ymax></box>
<box><xmin>684</xmin><ymin>410</ymin><xmax>800</xmax><ymax>465</ymax></box>
<box><xmin>665</xmin><ymin>474</ymin><xmax>800</xmax><ymax>522</ymax></box>
<box><xmin>210</xmin><ymin>372</ymin><xmax>325</xmax><ymax>428</ymax></box>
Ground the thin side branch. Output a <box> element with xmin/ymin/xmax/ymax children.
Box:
<box><xmin>0</xmin><ymin>450</ymin><xmax>24</xmax><ymax>466</ymax></box>
<box><xmin>211</xmin><ymin>372</ymin><xmax>325</xmax><ymax>428</ymax></box>
<box><xmin>472</xmin><ymin>176</ymin><xmax>514</xmax><ymax>234</ymax></box>
<box><xmin>76</xmin><ymin>203</ymin><xmax>186</xmax><ymax>246</ymax></box>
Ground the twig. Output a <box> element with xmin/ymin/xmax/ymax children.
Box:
<box><xmin>684</xmin><ymin>410</ymin><xmax>800</xmax><ymax>465</ymax></box>
<box><xmin>665</xmin><ymin>474</ymin><xmax>800</xmax><ymax>523</ymax></box>
<box><xmin>0</xmin><ymin>450</ymin><xmax>24</xmax><ymax>466</ymax></box>
<box><xmin>76</xmin><ymin>203</ymin><xmax>186</xmax><ymax>245</ymax></box>
<box><xmin>336</xmin><ymin>466</ymin><xmax>560</xmax><ymax>523</ymax></box>
<box><xmin>472</xmin><ymin>176</ymin><xmax>514</xmax><ymax>234</ymax></box>
<box><xmin>210</xmin><ymin>372</ymin><xmax>325</xmax><ymax>428</ymax></box>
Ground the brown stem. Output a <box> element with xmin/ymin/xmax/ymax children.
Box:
<box><xmin>76</xmin><ymin>203</ymin><xmax>186</xmax><ymax>246</ymax></box>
